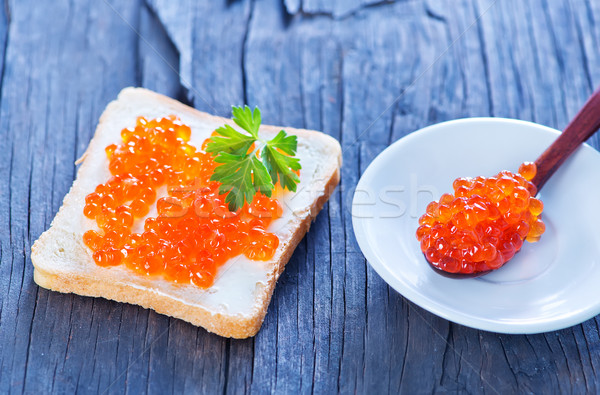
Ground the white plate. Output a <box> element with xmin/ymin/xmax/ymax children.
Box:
<box><xmin>352</xmin><ymin>118</ymin><xmax>600</xmax><ymax>334</ymax></box>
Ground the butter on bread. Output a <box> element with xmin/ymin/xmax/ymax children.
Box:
<box><xmin>31</xmin><ymin>87</ymin><xmax>341</xmax><ymax>338</ymax></box>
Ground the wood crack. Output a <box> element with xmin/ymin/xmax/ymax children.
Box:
<box><xmin>0</xmin><ymin>0</ymin><xmax>9</xmax><ymax>104</ymax></box>
<box><xmin>241</xmin><ymin>0</ymin><xmax>255</xmax><ymax>105</ymax></box>
<box><xmin>284</xmin><ymin>0</ymin><xmax>400</xmax><ymax>20</ymax></box>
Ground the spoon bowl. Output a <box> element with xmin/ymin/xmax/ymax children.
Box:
<box><xmin>421</xmin><ymin>88</ymin><xmax>600</xmax><ymax>278</ymax></box>
<box><xmin>425</xmin><ymin>260</ymin><xmax>491</xmax><ymax>278</ymax></box>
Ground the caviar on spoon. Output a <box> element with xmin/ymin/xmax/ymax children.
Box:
<box><xmin>416</xmin><ymin>88</ymin><xmax>600</xmax><ymax>278</ymax></box>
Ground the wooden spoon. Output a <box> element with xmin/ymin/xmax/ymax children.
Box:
<box><xmin>428</xmin><ymin>88</ymin><xmax>600</xmax><ymax>278</ymax></box>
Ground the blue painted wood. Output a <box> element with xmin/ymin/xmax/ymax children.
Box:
<box><xmin>284</xmin><ymin>0</ymin><xmax>404</xmax><ymax>19</ymax></box>
<box><xmin>2</xmin><ymin>0</ymin><xmax>600</xmax><ymax>393</ymax></box>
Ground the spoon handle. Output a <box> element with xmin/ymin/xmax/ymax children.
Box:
<box><xmin>532</xmin><ymin>88</ymin><xmax>600</xmax><ymax>190</ymax></box>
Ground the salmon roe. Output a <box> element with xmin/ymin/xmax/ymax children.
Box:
<box><xmin>82</xmin><ymin>115</ymin><xmax>282</xmax><ymax>288</ymax></box>
<box><xmin>416</xmin><ymin>162</ymin><xmax>545</xmax><ymax>274</ymax></box>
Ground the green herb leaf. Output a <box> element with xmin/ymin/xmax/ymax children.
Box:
<box><xmin>205</xmin><ymin>124</ymin><xmax>255</xmax><ymax>156</ymax></box>
<box><xmin>210</xmin><ymin>152</ymin><xmax>274</xmax><ymax>211</ymax></box>
<box><xmin>206</xmin><ymin>106</ymin><xmax>302</xmax><ymax>211</ymax></box>
<box><xmin>262</xmin><ymin>131</ymin><xmax>301</xmax><ymax>192</ymax></box>
<box><xmin>232</xmin><ymin>106</ymin><xmax>261</xmax><ymax>138</ymax></box>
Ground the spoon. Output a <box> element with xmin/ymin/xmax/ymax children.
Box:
<box><xmin>427</xmin><ymin>88</ymin><xmax>600</xmax><ymax>278</ymax></box>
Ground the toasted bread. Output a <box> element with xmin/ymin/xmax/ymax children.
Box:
<box><xmin>31</xmin><ymin>87</ymin><xmax>341</xmax><ymax>338</ymax></box>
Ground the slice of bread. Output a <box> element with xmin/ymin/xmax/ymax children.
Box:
<box><xmin>31</xmin><ymin>87</ymin><xmax>341</xmax><ymax>338</ymax></box>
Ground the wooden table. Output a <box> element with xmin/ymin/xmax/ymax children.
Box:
<box><xmin>3</xmin><ymin>0</ymin><xmax>600</xmax><ymax>393</ymax></box>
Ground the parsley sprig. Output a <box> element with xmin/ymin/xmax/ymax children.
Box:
<box><xmin>206</xmin><ymin>106</ymin><xmax>301</xmax><ymax>211</ymax></box>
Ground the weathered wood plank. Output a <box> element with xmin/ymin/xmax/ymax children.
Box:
<box><xmin>0</xmin><ymin>1</ymin><xmax>142</xmax><ymax>393</ymax></box>
<box><xmin>140</xmin><ymin>3</ymin><xmax>182</xmax><ymax>100</ymax></box>
<box><xmin>145</xmin><ymin>0</ymin><xmax>195</xmax><ymax>102</ymax></box>
<box><xmin>3</xmin><ymin>0</ymin><xmax>600</xmax><ymax>393</ymax></box>
<box><xmin>189</xmin><ymin>0</ymin><xmax>252</xmax><ymax>117</ymax></box>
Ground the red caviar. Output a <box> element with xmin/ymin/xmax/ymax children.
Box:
<box><xmin>416</xmin><ymin>162</ymin><xmax>545</xmax><ymax>274</ymax></box>
<box><xmin>83</xmin><ymin>115</ymin><xmax>282</xmax><ymax>288</ymax></box>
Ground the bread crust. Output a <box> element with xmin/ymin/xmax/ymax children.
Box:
<box><xmin>31</xmin><ymin>88</ymin><xmax>341</xmax><ymax>338</ymax></box>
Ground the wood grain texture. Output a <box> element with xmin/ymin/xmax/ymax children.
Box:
<box><xmin>2</xmin><ymin>0</ymin><xmax>600</xmax><ymax>393</ymax></box>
